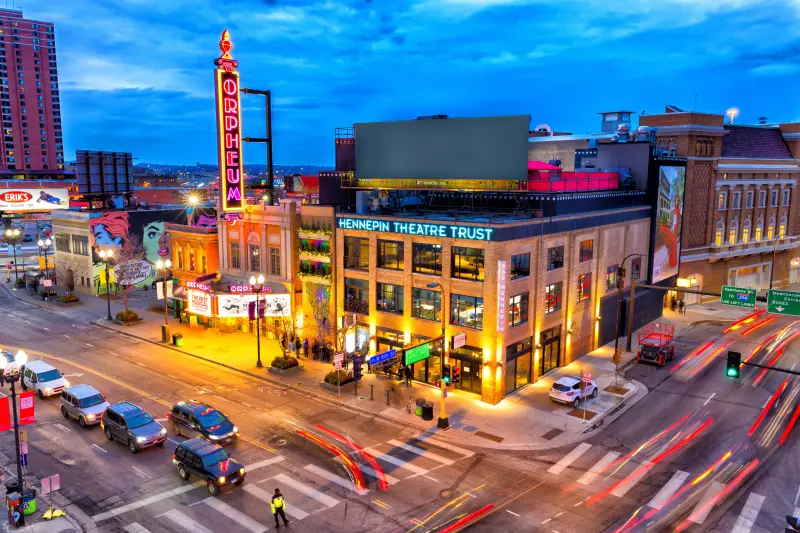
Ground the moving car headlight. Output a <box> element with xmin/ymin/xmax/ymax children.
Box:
<box><xmin>239</xmin><ymin>467</ymin><xmax>245</xmax><ymax>475</ymax></box>
<box><xmin>232</xmin><ymin>426</ymin><xmax>238</xmax><ymax>434</ymax></box>
<box><xmin>63</xmin><ymin>380</ymin><xmax>70</xmax><ymax>387</ymax></box>
<box><xmin>86</xmin><ymin>414</ymin><xmax>95</xmax><ymax>420</ymax></box>
<box><xmin>136</xmin><ymin>436</ymin><xmax>146</xmax><ymax>443</ymax></box>
<box><xmin>209</xmin><ymin>434</ymin><xmax>221</xmax><ymax>440</ymax></box>
<box><xmin>160</xmin><ymin>427</ymin><xmax>167</xmax><ymax>435</ymax></box>
<box><xmin>218</xmin><ymin>476</ymin><xmax>226</xmax><ymax>485</ymax></box>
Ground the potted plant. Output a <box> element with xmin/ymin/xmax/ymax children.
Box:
<box><xmin>320</xmin><ymin>370</ymin><xmax>353</xmax><ymax>392</ymax></box>
<box><xmin>115</xmin><ymin>309</ymin><xmax>140</xmax><ymax>325</ymax></box>
<box><xmin>57</xmin><ymin>294</ymin><xmax>80</xmax><ymax>305</ymax></box>
<box><xmin>268</xmin><ymin>356</ymin><xmax>301</xmax><ymax>375</ymax></box>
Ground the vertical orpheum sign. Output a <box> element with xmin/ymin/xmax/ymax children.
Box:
<box><xmin>497</xmin><ymin>259</ymin><xmax>507</xmax><ymax>333</ymax></box>
<box><xmin>214</xmin><ymin>30</ymin><xmax>245</xmax><ymax>213</ymax></box>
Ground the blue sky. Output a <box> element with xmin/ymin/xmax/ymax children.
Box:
<box><xmin>31</xmin><ymin>0</ymin><xmax>800</xmax><ymax>166</ymax></box>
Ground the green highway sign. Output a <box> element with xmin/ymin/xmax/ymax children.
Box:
<box><xmin>767</xmin><ymin>289</ymin><xmax>800</xmax><ymax>316</ymax></box>
<box><xmin>404</xmin><ymin>342</ymin><xmax>431</xmax><ymax>366</ymax></box>
<box><xmin>720</xmin><ymin>285</ymin><xmax>757</xmax><ymax>308</ymax></box>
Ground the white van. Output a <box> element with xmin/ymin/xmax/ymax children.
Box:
<box><xmin>21</xmin><ymin>360</ymin><xmax>70</xmax><ymax>398</ymax></box>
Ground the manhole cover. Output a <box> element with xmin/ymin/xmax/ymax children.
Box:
<box><xmin>440</xmin><ymin>489</ymin><xmax>454</xmax><ymax>499</ymax></box>
<box><xmin>358</xmin><ymin>396</ymin><xmax>368</xmax><ymax>401</ymax></box>
<box><xmin>276</xmin><ymin>439</ymin><xmax>287</xmax><ymax>446</ymax></box>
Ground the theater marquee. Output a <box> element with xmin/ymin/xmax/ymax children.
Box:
<box><xmin>214</xmin><ymin>30</ymin><xmax>244</xmax><ymax>213</ymax></box>
<box><xmin>336</xmin><ymin>217</ymin><xmax>495</xmax><ymax>241</ymax></box>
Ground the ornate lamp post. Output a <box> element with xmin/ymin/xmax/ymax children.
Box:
<box><xmin>0</xmin><ymin>349</ymin><xmax>28</xmax><ymax>526</ymax></box>
<box><xmin>37</xmin><ymin>238</ymin><xmax>52</xmax><ymax>279</ymax></box>
<box><xmin>426</xmin><ymin>281</ymin><xmax>449</xmax><ymax>430</ymax></box>
<box><xmin>98</xmin><ymin>249</ymin><xmax>114</xmax><ymax>321</ymax></box>
<box><xmin>156</xmin><ymin>259</ymin><xmax>172</xmax><ymax>342</ymax></box>
<box><xmin>5</xmin><ymin>228</ymin><xmax>21</xmax><ymax>285</ymax></box>
<box><xmin>249</xmin><ymin>274</ymin><xmax>266</xmax><ymax>368</ymax></box>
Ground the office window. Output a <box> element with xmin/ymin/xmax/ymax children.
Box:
<box><xmin>376</xmin><ymin>283</ymin><xmax>404</xmax><ymax>314</ymax></box>
<box><xmin>732</xmin><ymin>191</ymin><xmax>741</xmax><ymax>209</ymax></box>
<box><xmin>412</xmin><ymin>243</ymin><xmax>442</xmax><ymax>275</ymax></box>
<box><xmin>758</xmin><ymin>190</ymin><xmax>767</xmax><ymax>208</ymax></box>
<box><xmin>547</xmin><ymin>246</ymin><xmax>564</xmax><ymax>271</ymax></box>
<box><xmin>343</xmin><ymin>236</ymin><xmax>368</xmax><ymax>270</ymax></box>
<box><xmin>746</xmin><ymin>191</ymin><xmax>754</xmax><ymax>208</ymax></box>
<box><xmin>269</xmin><ymin>247</ymin><xmax>280</xmax><ymax>276</ymax></box>
<box><xmin>54</xmin><ymin>234</ymin><xmax>70</xmax><ymax>253</ymax></box>
<box><xmin>771</xmin><ymin>190</ymin><xmax>779</xmax><ymax>207</ymax></box>
<box><xmin>230</xmin><ymin>241</ymin><xmax>241</xmax><ymax>269</ymax></box>
<box><xmin>754</xmin><ymin>224</ymin><xmax>762</xmax><ymax>242</ymax></box>
<box><xmin>70</xmin><ymin>235</ymin><xmax>88</xmax><ymax>256</ymax></box>
<box><xmin>450</xmin><ymin>294</ymin><xmax>483</xmax><ymax>329</ymax></box>
<box><xmin>606</xmin><ymin>264</ymin><xmax>619</xmax><ymax>290</ymax></box>
<box><xmin>411</xmin><ymin>288</ymin><xmax>441</xmax><ymax>322</ymax></box>
<box><xmin>767</xmin><ymin>224</ymin><xmax>774</xmax><ymax>240</ymax></box>
<box><xmin>718</xmin><ymin>191</ymin><xmax>727</xmax><ymax>210</ymax></box>
<box><xmin>510</xmin><ymin>253</ymin><xmax>530</xmax><ymax>279</ymax></box>
<box><xmin>344</xmin><ymin>277</ymin><xmax>369</xmax><ymax>315</ymax></box>
<box><xmin>579</xmin><ymin>240</ymin><xmax>593</xmax><ymax>262</ymax></box>
<box><xmin>177</xmin><ymin>248</ymin><xmax>184</xmax><ymax>270</ymax></box>
<box><xmin>577</xmin><ymin>273</ymin><xmax>591</xmax><ymax>302</ymax></box>
<box><xmin>742</xmin><ymin>226</ymin><xmax>750</xmax><ymax>244</ymax></box>
<box><xmin>451</xmin><ymin>246</ymin><xmax>484</xmax><ymax>281</ymax></box>
<box><xmin>728</xmin><ymin>227</ymin><xmax>737</xmax><ymax>245</ymax></box>
<box><xmin>248</xmin><ymin>245</ymin><xmax>260</xmax><ymax>272</ymax></box>
<box><xmin>377</xmin><ymin>240</ymin><xmax>404</xmax><ymax>270</ymax></box>
<box><xmin>508</xmin><ymin>292</ymin><xmax>529</xmax><ymax>327</ymax></box>
<box><xmin>783</xmin><ymin>189</ymin><xmax>791</xmax><ymax>206</ymax></box>
<box><xmin>779</xmin><ymin>223</ymin><xmax>786</xmax><ymax>239</ymax></box>
<box><xmin>545</xmin><ymin>282</ymin><xmax>562</xmax><ymax>314</ymax></box>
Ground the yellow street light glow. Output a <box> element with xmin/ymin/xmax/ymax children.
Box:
<box><xmin>189</xmin><ymin>195</ymin><xmax>199</xmax><ymax>205</ymax></box>
<box><xmin>726</xmin><ymin>108</ymin><xmax>739</xmax><ymax>124</ymax></box>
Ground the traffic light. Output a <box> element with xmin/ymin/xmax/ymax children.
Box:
<box><xmin>442</xmin><ymin>366</ymin><xmax>451</xmax><ymax>385</ymax></box>
<box><xmin>786</xmin><ymin>514</ymin><xmax>799</xmax><ymax>531</ymax></box>
<box><xmin>352</xmin><ymin>356</ymin><xmax>363</xmax><ymax>381</ymax></box>
<box><xmin>726</xmin><ymin>351</ymin><xmax>741</xmax><ymax>378</ymax></box>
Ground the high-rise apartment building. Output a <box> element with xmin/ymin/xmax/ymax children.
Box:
<box><xmin>0</xmin><ymin>8</ymin><xmax>63</xmax><ymax>172</ymax></box>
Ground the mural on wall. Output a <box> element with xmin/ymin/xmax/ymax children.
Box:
<box><xmin>90</xmin><ymin>209</ymin><xmax>187</xmax><ymax>293</ymax></box>
<box><xmin>652</xmin><ymin>166</ymin><xmax>686</xmax><ymax>283</ymax></box>
<box><xmin>308</xmin><ymin>283</ymin><xmax>331</xmax><ymax>339</ymax></box>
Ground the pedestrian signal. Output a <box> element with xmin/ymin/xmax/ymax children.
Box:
<box><xmin>442</xmin><ymin>366</ymin><xmax>451</xmax><ymax>385</ymax></box>
<box><xmin>352</xmin><ymin>356</ymin><xmax>363</xmax><ymax>381</ymax></box>
<box><xmin>726</xmin><ymin>351</ymin><xmax>741</xmax><ymax>379</ymax></box>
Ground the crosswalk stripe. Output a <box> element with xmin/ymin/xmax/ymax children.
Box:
<box><xmin>548</xmin><ymin>443</ymin><xmax>592</xmax><ymax>475</ymax></box>
<box><xmin>731</xmin><ymin>493</ymin><xmax>765</xmax><ymax>533</ymax></box>
<box><xmin>123</xmin><ymin>524</ymin><xmax>152</xmax><ymax>533</ymax></box>
<box><xmin>688</xmin><ymin>481</ymin><xmax>726</xmax><ymax>524</ymax></box>
<box><xmin>387</xmin><ymin>439</ymin><xmax>455</xmax><ymax>465</ymax></box>
<box><xmin>93</xmin><ymin>481</ymin><xmax>205</xmax><ymax>521</ymax></box>
<box><xmin>611</xmin><ymin>462</ymin><xmax>654</xmax><ymax>498</ymax></box>
<box><xmin>246</xmin><ymin>456</ymin><xmax>285</xmax><ymax>472</ymax></box>
<box><xmin>410</xmin><ymin>433</ymin><xmax>475</xmax><ymax>457</ymax></box>
<box><xmin>202</xmin><ymin>497</ymin><xmax>268</xmax><ymax>533</ymax></box>
<box><xmin>272</xmin><ymin>473</ymin><xmax>340</xmax><ymax>508</ymax></box>
<box><xmin>304</xmin><ymin>464</ymin><xmax>369</xmax><ymax>495</ymax></box>
<box><xmin>244</xmin><ymin>484</ymin><xmax>310</xmax><ymax>521</ymax></box>
<box><xmin>647</xmin><ymin>470</ymin><xmax>690</xmax><ymax>510</ymax></box>
<box><xmin>361</xmin><ymin>465</ymin><xmax>401</xmax><ymax>485</ymax></box>
<box><xmin>366</xmin><ymin>449</ymin><xmax>430</xmax><ymax>477</ymax></box>
<box><xmin>159</xmin><ymin>509</ymin><xmax>215</xmax><ymax>533</ymax></box>
<box><xmin>577</xmin><ymin>451</ymin><xmax>620</xmax><ymax>485</ymax></box>
<box><xmin>794</xmin><ymin>507</ymin><xmax>800</xmax><ymax>520</ymax></box>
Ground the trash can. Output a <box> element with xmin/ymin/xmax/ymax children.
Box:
<box><xmin>415</xmin><ymin>398</ymin><xmax>426</xmax><ymax>417</ymax></box>
<box><xmin>173</xmin><ymin>334</ymin><xmax>184</xmax><ymax>347</ymax></box>
<box><xmin>421</xmin><ymin>401</ymin><xmax>434</xmax><ymax>421</ymax></box>
<box><xmin>21</xmin><ymin>488</ymin><xmax>36</xmax><ymax>516</ymax></box>
<box><xmin>4</xmin><ymin>481</ymin><xmax>19</xmax><ymax>495</ymax></box>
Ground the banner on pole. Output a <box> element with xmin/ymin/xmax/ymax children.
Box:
<box><xmin>19</xmin><ymin>391</ymin><xmax>34</xmax><ymax>426</ymax></box>
<box><xmin>0</xmin><ymin>397</ymin><xmax>9</xmax><ymax>431</ymax></box>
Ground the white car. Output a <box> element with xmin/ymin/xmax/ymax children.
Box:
<box><xmin>549</xmin><ymin>376</ymin><xmax>598</xmax><ymax>408</ymax></box>
<box><xmin>21</xmin><ymin>360</ymin><xmax>70</xmax><ymax>398</ymax></box>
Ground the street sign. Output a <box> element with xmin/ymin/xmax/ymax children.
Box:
<box><xmin>334</xmin><ymin>361</ymin><xmax>342</xmax><ymax>371</ymax></box>
<box><xmin>582</xmin><ymin>372</ymin><xmax>592</xmax><ymax>383</ymax></box>
<box><xmin>43</xmin><ymin>279</ymin><xmax>52</xmax><ymax>287</ymax></box>
<box><xmin>343</xmin><ymin>314</ymin><xmax>357</xmax><ymax>329</ymax></box>
<box><xmin>369</xmin><ymin>349</ymin><xmax>396</xmax><ymax>366</ymax></box>
<box><xmin>405</xmin><ymin>342</ymin><xmax>431</xmax><ymax>365</ymax></box>
<box><xmin>767</xmin><ymin>289</ymin><xmax>800</xmax><ymax>316</ymax></box>
<box><xmin>721</xmin><ymin>285</ymin><xmax>757</xmax><ymax>308</ymax></box>
<box><xmin>334</xmin><ymin>352</ymin><xmax>344</xmax><ymax>364</ymax></box>
<box><xmin>452</xmin><ymin>332</ymin><xmax>466</xmax><ymax>350</ymax></box>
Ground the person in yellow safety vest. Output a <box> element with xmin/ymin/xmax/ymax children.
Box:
<box><xmin>270</xmin><ymin>488</ymin><xmax>290</xmax><ymax>528</ymax></box>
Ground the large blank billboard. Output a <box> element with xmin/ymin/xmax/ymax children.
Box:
<box><xmin>354</xmin><ymin>115</ymin><xmax>530</xmax><ymax>181</ymax></box>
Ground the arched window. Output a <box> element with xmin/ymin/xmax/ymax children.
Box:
<box><xmin>754</xmin><ymin>216</ymin><xmax>764</xmax><ymax>241</ymax></box>
<box><xmin>742</xmin><ymin>218</ymin><xmax>751</xmax><ymax>244</ymax></box>
<box><xmin>779</xmin><ymin>215</ymin><xmax>787</xmax><ymax>239</ymax></box>
<box><xmin>728</xmin><ymin>219</ymin><xmax>738</xmax><ymax>245</ymax></box>
<box><xmin>715</xmin><ymin>219</ymin><xmax>725</xmax><ymax>247</ymax></box>
<box><xmin>768</xmin><ymin>216</ymin><xmax>776</xmax><ymax>240</ymax></box>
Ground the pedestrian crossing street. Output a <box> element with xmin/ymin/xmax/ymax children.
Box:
<box><xmin>545</xmin><ymin>442</ymin><xmax>793</xmax><ymax>532</ymax></box>
<box><xmin>103</xmin><ymin>436</ymin><xmax>475</xmax><ymax>533</ymax></box>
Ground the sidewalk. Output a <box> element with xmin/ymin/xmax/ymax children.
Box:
<box><xmin>1</xmin><ymin>282</ymin><xmax>753</xmax><ymax>451</ymax></box>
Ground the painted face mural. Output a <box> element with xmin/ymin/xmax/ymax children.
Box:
<box><xmin>89</xmin><ymin>212</ymin><xmax>131</xmax><ymax>257</ymax></box>
<box><xmin>142</xmin><ymin>221</ymin><xmax>169</xmax><ymax>265</ymax></box>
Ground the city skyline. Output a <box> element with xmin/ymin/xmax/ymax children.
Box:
<box><xmin>30</xmin><ymin>0</ymin><xmax>800</xmax><ymax>166</ymax></box>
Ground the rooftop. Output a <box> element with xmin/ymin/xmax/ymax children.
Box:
<box><xmin>722</xmin><ymin>125</ymin><xmax>795</xmax><ymax>159</ymax></box>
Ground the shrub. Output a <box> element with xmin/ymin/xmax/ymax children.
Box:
<box><xmin>58</xmin><ymin>294</ymin><xmax>79</xmax><ymax>303</ymax></box>
<box><xmin>116</xmin><ymin>310</ymin><xmax>139</xmax><ymax>322</ymax></box>
<box><xmin>324</xmin><ymin>370</ymin><xmax>352</xmax><ymax>385</ymax></box>
<box><xmin>271</xmin><ymin>356</ymin><xmax>299</xmax><ymax>370</ymax></box>
<box><xmin>40</xmin><ymin>289</ymin><xmax>57</xmax><ymax>297</ymax></box>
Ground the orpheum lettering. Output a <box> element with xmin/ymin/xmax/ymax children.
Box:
<box><xmin>215</xmin><ymin>68</ymin><xmax>244</xmax><ymax>211</ymax></box>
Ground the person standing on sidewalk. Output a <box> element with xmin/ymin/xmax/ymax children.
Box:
<box><xmin>270</xmin><ymin>489</ymin><xmax>290</xmax><ymax>528</ymax></box>
<box><xmin>303</xmin><ymin>338</ymin><xmax>309</xmax><ymax>358</ymax></box>
<box><xmin>678</xmin><ymin>299</ymin><xmax>684</xmax><ymax>317</ymax></box>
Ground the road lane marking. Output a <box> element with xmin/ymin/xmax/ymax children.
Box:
<box><xmin>243</xmin><ymin>484</ymin><xmax>309</xmax><ymax>520</ymax></box>
<box><xmin>704</xmin><ymin>392</ymin><xmax>716</xmax><ymax>406</ymax></box>
<box><xmin>541</xmin><ymin>518</ymin><xmax>552</xmax><ymax>524</ymax></box>
<box><xmin>577</xmin><ymin>451</ymin><xmax>619</xmax><ymax>485</ymax></box>
<box><xmin>131</xmin><ymin>466</ymin><xmax>151</xmax><ymax>479</ymax></box>
<box><xmin>795</xmin><ymin>485</ymin><xmax>800</xmax><ymax>507</ymax></box>
<box><xmin>647</xmin><ymin>470</ymin><xmax>690</xmax><ymax>509</ymax></box>
<box><xmin>244</xmin><ymin>456</ymin><xmax>285</xmax><ymax>472</ymax></box>
<box><xmin>361</xmin><ymin>465</ymin><xmax>400</xmax><ymax>485</ymax></box>
<box><xmin>242</xmin><ymin>402</ymin><xmax>253</xmax><ymax>408</ymax></box>
<box><xmin>573</xmin><ymin>499</ymin><xmax>585</xmax><ymax>507</ymax></box>
<box><xmin>548</xmin><ymin>443</ymin><xmax>592</xmax><ymax>475</ymax></box>
<box><xmin>366</xmin><ymin>448</ymin><xmax>433</xmax><ymax>478</ymax></box>
<box><xmin>612</xmin><ymin>462</ymin><xmax>654</xmax><ymax>497</ymax></box>
<box><xmin>410</xmin><ymin>433</ymin><xmax>475</xmax><ymax>457</ymax></box>
<box><xmin>167</xmin><ymin>438</ymin><xmax>180</xmax><ymax>445</ymax></box>
<box><xmin>91</xmin><ymin>444</ymin><xmax>107</xmax><ymax>453</ymax></box>
<box><xmin>154</xmin><ymin>418</ymin><xmax>168</xmax><ymax>422</ymax></box>
<box><xmin>42</xmin><ymin>327</ymin><xmax>49</xmax><ymax>331</ymax></box>
<box><xmin>794</xmin><ymin>507</ymin><xmax>800</xmax><ymax>520</ymax></box>
<box><xmin>271</xmin><ymin>473</ymin><xmax>340</xmax><ymax>507</ymax></box>
<box><xmin>123</xmin><ymin>524</ymin><xmax>152</xmax><ymax>533</ymax></box>
<box><xmin>159</xmin><ymin>509</ymin><xmax>214</xmax><ymax>533</ymax></box>
<box><xmin>93</xmin><ymin>481</ymin><xmax>205</xmax><ymax>521</ymax></box>
<box><xmin>506</xmin><ymin>510</ymin><xmax>520</xmax><ymax>517</ymax></box>
<box><xmin>688</xmin><ymin>481</ymin><xmax>725</xmax><ymax>524</ymax></box>
<box><xmin>304</xmin><ymin>464</ymin><xmax>368</xmax><ymax>495</ymax></box>
<box><xmin>202</xmin><ymin>497</ymin><xmax>267</xmax><ymax>533</ymax></box>
<box><xmin>387</xmin><ymin>439</ymin><xmax>455</xmax><ymax>465</ymax></box>
<box><xmin>731</xmin><ymin>492</ymin><xmax>765</xmax><ymax>533</ymax></box>
<box><xmin>166</xmin><ymin>374</ymin><xmax>178</xmax><ymax>380</ymax></box>
<box><xmin>373</xmin><ymin>499</ymin><xmax>390</xmax><ymax>509</ymax></box>
<box><xmin>85</xmin><ymin>343</ymin><xmax>93</xmax><ymax>348</ymax></box>
<box><xmin>762</xmin><ymin>398</ymin><xmax>770</xmax><ymax>409</ymax></box>
<box><xmin>553</xmin><ymin>511</ymin><xmax>564</xmax><ymax>518</ymax></box>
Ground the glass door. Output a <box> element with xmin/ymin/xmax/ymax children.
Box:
<box><xmin>540</xmin><ymin>325</ymin><xmax>561</xmax><ymax>377</ymax></box>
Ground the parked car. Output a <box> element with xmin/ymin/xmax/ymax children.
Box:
<box><xmin>21</xmin><ymin>361</ymin><xmax>69</xmax><ymax>398</ymax></box>
<box><xmin>60</xmin><ymin>384</ymin><xmax>109</xmax><ymax>427</ymax></box>
<box><xmin>168</xmin><ymin>400</ymin><xmax>238</xmax><ymax>444</ymax></box>
<box><xmin>102</xmin><ymin>402</ymin><xmax>167</xmax><ymax>453</ymax></box>
<box><xmin>173</xmin><ymin>437</ymin><xmax>245</xmax><ymax>495</ymax></box>
<box><xmin>549</xmin><ymin>376</ymin><xmax>598</xmax><ymax>408</ymax></box>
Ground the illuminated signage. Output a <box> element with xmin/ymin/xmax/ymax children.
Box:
<box><xmin>497</xmin><ymin>260</ymin><xmax>507</xmax><ymax>333</ymax></box>
<box><xmin>229</xmin><ymin>284</ymin><xmax>272</xmax><ymax>294</ymax></box>
<box><xmin>214</xmin><ymin>30</ymin><xmax>245</xmax><ymax>213</ymax></box>
<box><xmin>337</xmin><ymin>217</ymin><xmax>494</xmax><ymax>241</ymax></box>
<box><xmin>188</xmin><ymin>289</ymin><xmax>212</xmax><ymax>316</ymax></box>
<box><xmin>182</xmin><ymin>280</ymin><xmax>211</xmax><ymax>292</ymax></box>
<box><xmin>217</xmin><ymin>293</ymin><xmax>256</xmax><ymax>317</ymax></box>
<box><xmin>0</xmin><ymin>188</ymin><xmax>69</xmax><ymax>212</ymax></box>
<box><xmin>404</xmin><ymin>343</ymin><xmax>431</xmax><ymax>366</ymax></box>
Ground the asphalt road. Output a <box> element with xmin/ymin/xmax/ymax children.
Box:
<box><xmin>1</xmin><ymin>291</ymin><xmax>798</xmax><ymax>533</ymax></box>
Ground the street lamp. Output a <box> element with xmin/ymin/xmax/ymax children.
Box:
<box><xmin>0</xmin><ymin>349</ymin><xmax>28</xmax><ymax>526</ymax></box>
<box><xmin>187</xmin><ymin>195</ymin><xmax>199</xmax><ymax>226</ymax></box>
<box><xmin>156</xmin><ymin>259</ymin><xmax>172</xmax><ymax>342</ymax></box>
<box><xmin>98</xmin><ymin>249</ymin><xmax>114</xmax><ymax>321</ymax></box>
<box><xmin>426</xmin><ymin>281</ymin><xmax>449</xmax><ymax>430</ymax></box>
<box><xmin>37</xmin><ymin>238</ymin><xmax>52</xmax><ymax>279</ymax></box>
<box><xmin>249</xmin><ymin>274</ymin><xmax>266</xmax><ymax>368</ymax></box>
<box><xmin>5</xmin><ymin>228</ymin><xmax>21</xmax><ymax>286</ymax></box>
<box><xmin>614</xmin><ymin>254</ymin><xmax>642</xmax><ymax>359</ymax></box>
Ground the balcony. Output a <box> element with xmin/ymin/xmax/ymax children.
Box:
<box><xmin>299</xmin><ymin>238</ymin><xmax>331</xmax><ymax>263</ymax></box>
<box><xmin>298</xmin><ymin>260</ymin><xmax>331</xmax><ymax>284</ymax></box>
<box><xmin>298</xmin><ymin>225</ymin><xmax>332</xmax><ymax>240</ymax></box>
<box><xmin>344</xmin><ymin>298</ymin><xmax>369</xmax><ymax>316</ymax></box>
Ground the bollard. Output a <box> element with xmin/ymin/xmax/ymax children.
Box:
<box><xmin>385</xmin><ymin>389</ymin><xmax>390</xmax><ymax>406</ymax></box>
<box><xmin>370</xmin><ymin>384</ymin><xmax>374</xmax><ymax>401</ymax></box>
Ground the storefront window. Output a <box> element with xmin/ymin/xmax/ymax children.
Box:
<box><xmin>344</xmin><ymin>277</ymin><xmax>369</xmax><ymax>315</ymax></box>
<box><xmin>378</xmin><ymin>240</ymin><xmax>404</xmax><ymax>270</ymax></box>
<box><xmin>547</xmin><ymin>246</ymin><xmax>564</xmax><ymax>271</ymax></box>
<box><xmin>505</xmin><ymin>338</ymin><xmax>532</xmax><ymax>395</ymax></box>
<box><xmin>545</xmin><ymin>282</ymin><xmax>562</xmax><ymax>314</ymax></box>
<box><xmin>510</xmin><ymin>253</ymin><xmax>530</xmax><ymax>279</ymax></box>
<box><xmin>508</xmin><ymin>292</ymin><xmax>528</xmax><ymax>327</ymax></box>
<box><xmin>450</xmin><ymin>294</ymin><xmax>483</xmax><ymax>329</ymax></box>
<box><xmin>411</xmin><ymin>288</ymin><xmax>441</xmax><ymax>322</ymax></box>
<box><xmin>344</xmin><ymin>237</ymin><xmax>368</xmax><ymax>270</ymax></box>
<box><xmin>412</xmin><ymin>243</ymin><xmax>442</xmax><ymax>275</ymax></box>
<box><xmin>452</xmin><ymin>247</ymin><xmax>484</xmax><ymax>281</ymax></box>
<box><xmin>577</xmin><ymin>273</ymin><xmax>591</xmax><ymax>302</ymax></box>
<box><xmin>230</xmin><ymin>242</ymin><xmax>241</xmax><ymax>269</ymax></box>
<box><xmin>377</xmin><ymin>283</ymin><xmax>404</xmax><ymax>314</ymax></box>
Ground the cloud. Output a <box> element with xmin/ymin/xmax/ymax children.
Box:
<box><xmin>750</xmin><ymin>63</ymin><xmax>800</xmax><ymax>76</ymax></box>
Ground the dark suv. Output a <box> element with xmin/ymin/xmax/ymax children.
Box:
<box><xmin>173</xmin><ymin>437</ymin><xmax>245</xmax><ymax>495</ymax></box>
<box><xmin>102</xmin><ymin>402</ymin><xmax>167</xmax><ymax>453</ymax></box>
<box><xmin>168</xmin><ymin>401</ymin><xmax>238</xmax><ymax>445</ymax></box>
